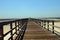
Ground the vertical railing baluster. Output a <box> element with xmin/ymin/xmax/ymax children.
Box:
<box><xmin>39</xmin><ymin>21</ymin><xmax>41</xmax><ymax>26</ymax></box>
<box><xmin>15</xmin><ymin>21</ymin><xmax>17</xmax><ymax>35</ymax></box>
<box><xmin>43</xmin><ymin>21</ymin><xmax>44</xmax><ymax>28</ymax></box>
<box><xmin>40</xmin><ymin>20</ymin><xmax>42</xmax><ymax>27</ymax></box>
<box><xmin>52</xmin><ymin>21</ymin><xmax>54</xmax><ymax>33</ymax></box>
<box><xmin>18</xmin><ymin>21</ymin><xmax>20</xmax><ymax>30</ymax></box>
<box><xmin>41</xmin><ymin>21</ymin><xmax>43</xmax><ymax>27</ymax></box>
<box><xmin>40</xmin><ymin>21</ymin><xmax>41</xmax><ymax>26</ymax></box>
<box><xmin>10</xmin><ymin>22</ymin><xmax>13</xmax><ymax>40</ymax></box>
<box><xmin>47</xmin><ymin>21</ymin><xmax>49</xmax><ymax>31</ymax></box>
<box><xmin>0</xmin><ymin>25</ymin><xmax>3</xmax><ymax>40</ymax></box>
<box><xmin>44</xmin><ymin>21</ymin><xmax>46</xmax><ymax>29</ymax></box>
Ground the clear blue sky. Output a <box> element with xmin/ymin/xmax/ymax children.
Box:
<box><xmin>0</xmin><ymin>0</ymin><xmax>60</xmax><ymax>18</ymax></box>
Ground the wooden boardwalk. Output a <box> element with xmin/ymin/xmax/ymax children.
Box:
<box><xmin>23</xmin><ymin>20</ymin><xmax>60</xmax><ymax>40</ymax></box>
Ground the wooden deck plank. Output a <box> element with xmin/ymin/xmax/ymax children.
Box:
<box><xmin>23</xmin><ymin>20</ymin><xmax>60</xmax><ymax>40</ymax></box>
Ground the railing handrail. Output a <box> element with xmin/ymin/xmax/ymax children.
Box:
<box><xmin>39</xmin><ymin>23</ymin><xmax>60</xmax><ymax>29</ymax></box>
<box><xmin>0</xmin><ymin>18</ymin><xmax>60</xmax><ymax>40</ymax></box>
<box><xmin>31</xmin><ymin>18</ymin><xmax>60</xmax><ymax>36</ymax></box>
<box><xmin>0</xmin><ymin>18</ymin><xmax>28</xmax><ymax>40</ymax></box>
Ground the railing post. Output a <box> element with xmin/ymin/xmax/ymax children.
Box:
<box><xmin>52</xmin><ymin>21</ymin><xmax>54</xmax><ymax>33</ymax></box>
<box><xmin>40</xmin><ymin>20</ymin><xmax>42</xmax><ymax>27</ymax></box>
<box><xmin>18</xmin><ymin>21</ymin><xmax>20</xmax><ymax>30</ymax></box>
<box><xmin>44</xmin><ymin>21</ymin><xmax>46</xmax><ymax>29</ymax></box>
<box><xmin>18</xmin><ymin>21</ymin><xmax>20</xmax><ymax>34</ymax></box>
<box><xmin>39</xmin><ymin>21</ymin><xmax>41</xmax><ymax>26</ymax></box>
<box><xmin>41</xmin><ymin>21</ymin><xmax>43</xmax><ymax>27</ymax></box>
<box><xmin>47</xmin><ymin>21</ymin><xmax>49</xmax><ymax>31</ymax></box>
<box><xmin>10</xmin><ymin>22</ymin><xmax>13</xmax><ymax>40</ymax></box>
<box><xmin>20</xmin><ymin>20</ymin><xmax>23</xmax><ymax>27</ymax></box>
<box><xmin>15</xmin><ymin>21</ymin><xmax>17</xmax><ymax>35</ymax></box>
<box><xmin>20</xmin><ymin>20</ymin><xmax>25</xmax><ymax>40</ymax></box>
<box><xmin>0</xmin><ymin>25</ymin><xmax>3</xmax><ymax>40</ymax></box>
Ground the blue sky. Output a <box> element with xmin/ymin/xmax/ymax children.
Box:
<box><xmin>0</xmin><ymin>0</ymin><xmax>60</xmax><ymax>18</ymax></box>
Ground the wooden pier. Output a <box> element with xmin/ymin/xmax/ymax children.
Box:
<box><xmin>23</xmin><ymin>20</ymin><xmax>60</xmax><ymax>40</ymax></box>
<box><xmin>0</xmin><ymin>18</ymin><xmax>60</xmax><ymax>40</ymax></box>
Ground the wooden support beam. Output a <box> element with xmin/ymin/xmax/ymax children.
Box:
<box><xmin>10</xmin><ymin>22</ymin><xmax>13</xmax><ymax>40</ymax></box>
<box><xmin>47</xmin><ymin>21</ymin><xmax>49</xmax><ymax>31</ymax></box>
<box><xmin>0</xmin><ymin>25</ymin><xmax>3</xmax><ymax>40</ymax></box>
<box><xmin>52</xmin><ymin>21</ymin><xmax>54</xmax><ymax>33</ymax></box>
<box><xmin>18</xmin><ymin>21</ymin><xmax>20</xmax><ymax>29</ymax></box>
<box><xmin>15</xmin><ymin>21</ymin><xmax>17</xmax><ymax>35</ymax></box>
<box><xmin>41</xmin><ymin>21</ymin><xmax>43</xmax><ymax>27</ymax></box>
<box><xmin>44</xmin><ymin>21</ymin><xmax>46</xmax><ymax>29</ymax></box>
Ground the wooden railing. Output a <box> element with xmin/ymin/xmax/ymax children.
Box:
<box><xmin>31</xmin><ymin>18</ymin><xmax>60</xmax><ymax>37</ymax></box>
<box><xmin>0</xmin><ymin>18</ymin><xmax>28</xmax><ymax>40</ymax></box>
<box><xmin>0</xmin><ymin>18</ymin><xmax>60</xmax><ymax>40</ymax></box>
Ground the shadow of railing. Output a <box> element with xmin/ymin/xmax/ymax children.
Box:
<box><xmin>0</xmin><ymin>18</ymin><xmax>28</xmax><ymax>40</ymax></box>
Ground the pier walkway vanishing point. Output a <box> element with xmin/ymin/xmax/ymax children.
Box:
<box><xmin>23</xmin><ymin>19</ymin><xmax>60</xmax><ymax>40</ymax></box>
<box><xmin>0</xmin><ymin>18</ymin><xmax>60</xmax><ymax>40</ymax></box>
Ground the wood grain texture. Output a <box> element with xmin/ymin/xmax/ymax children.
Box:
<box><xmin>23</xmin><ymin>20</ymin><xmax>60</xmax><ymax>40</ymax></box>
